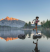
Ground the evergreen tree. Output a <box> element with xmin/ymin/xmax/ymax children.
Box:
<box><xmin>28</xmin><ymin>21</ymin><xmax>31</xmax><ymax>28</ymax></box>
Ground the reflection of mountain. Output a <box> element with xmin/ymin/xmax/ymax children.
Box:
<box><xmin>0</xmin><ymin>30</ymin><xmax>24</xmax><ymax>37</ymax></box>
<box><xmin>0</xmin><ymin>37</ymin><xmax>18</xmax><ymax>41</ymax></box>
<box><xmin>0</xmin><ymin>16</ymin><xmax>25</xmax><ymax>28</ymax></box>
<box><xmin>0</xmin><ymin>30</ymin><xmax>25</xmax><ymax>41</ymax></box>
<box><xmin>0</xmin><ymin>30</ymin><xmax>33</xmax><ymax>41</ymax></box>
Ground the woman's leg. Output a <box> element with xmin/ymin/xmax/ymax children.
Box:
<box><xmin>33</xmin><ymin>23</ymin><xmax>37</xmax><ymax>33</ymax></box>
<box><xmin>33</xmin><ymin>26</ymin><xmax>37</xmax><ymax>33</ymax></box>
<box><xmin>36</xmin><ymin>26</ymin><xmax>37</xmax><ymax>33</ymax></box>
<box><xmin>33</xmin><ymin>26</ymin><xmax>36</xmax><ymax>30</ymax></box>
<box><xmin>34</xmin><ymin>26</ymin><xmax>36</xmax><ymax>29</ymax></box>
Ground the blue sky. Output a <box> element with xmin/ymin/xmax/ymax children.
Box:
<box><xmin>0</xmin><ymin>0</ymin><xmax>50</xmax><ymax>23</ymax></box>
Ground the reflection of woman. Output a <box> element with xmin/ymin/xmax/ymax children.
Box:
<box><xmin>32</xmin><ymin>39</ymin><xmax>40</xmax><ymax>52</ymax></box>
<box><xmin>28</xmin><ymin>32</ymin><xmax>31</xmax><ymax>38</ymax></box>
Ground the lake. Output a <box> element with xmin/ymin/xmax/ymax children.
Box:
<box><xmin>0</xmin><ymin>30</ymin><xmax>50</xmax><ymax>52</ymax></box>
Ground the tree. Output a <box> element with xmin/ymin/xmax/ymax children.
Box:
<box><xmin>41</xmin><ymin>19</ymin><xmax>50</xmax><ymax>28</ymax></box>
<box><xmin>28</xmin><ymin>21</ymin><xmax>31</xmax><ymax>28</ymax></box>
<box><xmin>24</xmin><ymin>23</ymin><xmax>28</xmax><ymax>28</ymax></box>
<box><xmin>41</xmin><ymin>22</ymin><xmax>43</xmax><ymax>27</ymax></box>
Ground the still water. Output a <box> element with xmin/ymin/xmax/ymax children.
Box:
<box><xmin>0</xmin><ymin>30</ymin><xmax>50</xmax><ymax>52</ymax></box>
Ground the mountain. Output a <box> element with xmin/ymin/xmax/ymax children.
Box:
<box><xmin>0</xmin><ymin>16</ymin><xmax>25</xmax><ymax>28</ymax></box>
<box><xmin>0</xmin><ymin>16</ymin><xmax>18</xmax><ymax>21</ymax></box>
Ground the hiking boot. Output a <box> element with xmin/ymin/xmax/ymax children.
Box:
<box><xmin>36</xmin><ymin>32</ymin><xmax>38</xmax><ymax>34</ymax></box>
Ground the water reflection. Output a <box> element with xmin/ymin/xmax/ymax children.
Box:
<box><xmin>28</xmin><ymin>32</ymin><xmax>31</xmax><ymax>38</ymax></box>
<box><xmin>0</xmin><ymin>30</ymin><xmax>47</xmax><ymax>41</ymax></box>
<box><xmin>0</xmin><ymin>30</ymin><xmax>25</xmax><ymax>41</ymax></box>
<box><xmin>0</xmin><ymin>30</ymin><xmax>50</xmax><ymax>52</ymax></box>
<box><xmin>32</xmin><ymin>39</ymin><xmax>40</xmax><ymax>52</ymax></box>
<box><xmin>0</xmin><ymin>30</ymin><xmax>32</xmax><ymax>41</ymax></box>
<box><xmin>24</xmin><ymin>30</ymin><xmax>32</xmax><ymax>38</ymax></box>
<box><xmin>0</xmin><ymin>37</ymin><xmax>18</xmax><ymax>41</ymax></box>
<box><xmin>0</xmin><ymin>30</ymin><xmax>43</xmax><ymax>41</ymax></box>
<box><xmin>42</xmin><ymin>32</ymin><xmax>50</xmax><ymax>39</ymax></box>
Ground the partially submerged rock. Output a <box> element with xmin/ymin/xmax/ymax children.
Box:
<box><xmin>33</xmin><ymin>34</ymin><xmax>42</xmax><ymax>39</ymax></box>
<box><xmin>18</xmin><ymin>34</ymin><xmax>25</xmax><ymax>39</ymax></box>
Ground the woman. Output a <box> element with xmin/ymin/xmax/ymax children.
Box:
<box><xmin>32</xmin><ymin>16</ymin><xmax>39</xmax><ymax>34</ymax></box>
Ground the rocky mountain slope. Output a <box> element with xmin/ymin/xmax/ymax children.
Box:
<box><xmin>0</xmin><ymin>16</ymin><xmax>25</xmax><ymax>28</ymax></box>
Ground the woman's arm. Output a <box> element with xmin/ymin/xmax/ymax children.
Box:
<box><xmin>32</xmin><ymin>19</ymin><xmax>35</xmax><ymax>23</ymax></box>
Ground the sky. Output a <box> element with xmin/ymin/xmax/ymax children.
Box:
<box><xmin>0</xmin><ymin>0</ymin><xmax>50</xmax><ymax>24</ymax></box>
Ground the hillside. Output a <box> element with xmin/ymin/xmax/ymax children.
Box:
<box><xmin>0</xmin><ymin>16</ymin><xmax>25</xmax><ymax>28</ymax></box>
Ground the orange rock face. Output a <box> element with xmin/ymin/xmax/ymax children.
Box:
<box><xmin>0</xmin><ymin>18</ymin><xmax>3</xmax><ymax>21</ymax></box>
<box><xmin>0</xmin><ymin>16</ymin><xmax>18</xmax><ymax>21</ymax></box>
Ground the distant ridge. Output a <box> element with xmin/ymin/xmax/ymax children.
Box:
<box><xmin>0</xmin><ymin>16</ymin><xmax>25</xmax><ymax>28</ymax></box>
<box><xmin>0</xmin><ymin>16</ymin><xmax>18</xmax><ymax>21</ymax></box>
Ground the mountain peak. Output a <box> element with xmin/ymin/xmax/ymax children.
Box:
<box><xmin>0</xmin><ymin>16</ymin><xmax>19</xmax><ymax>21</ymax></box>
